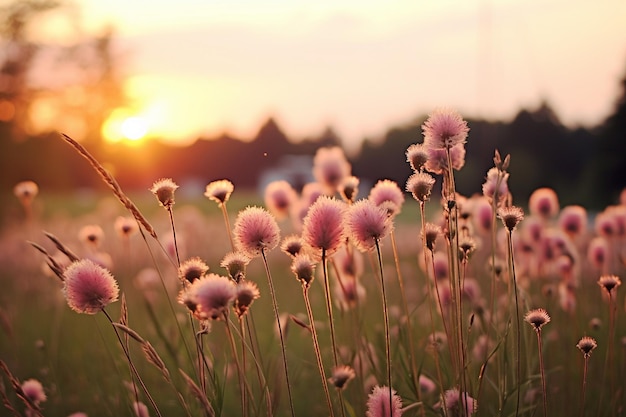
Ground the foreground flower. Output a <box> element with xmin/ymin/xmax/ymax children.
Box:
<box><xmin>63</xmin><ymin>259</ymin><xmax>119</xmax><ymax>314</ymax></box>
<box><xmin>150</xmin><ymin>178</ymin><xmax>178</xmax><ymax>208</ymax></box>
<box><xmin>422</xmin><ymin>108</ymin><xmax>469</xmax><ymax>150</ymax></box>
<box><xmin>233</xmin><ymin>206</ymin><xmax>281</xmax><ymax>258</ymax></box>
<box><xmin>406</xmin><ymin>172</ymin><xmax>436</xmax><ymax>203</ymax></box>
<box><xmin>406</xmin><ymin>143</ymin><xmax>429</xmax><ymax>172</ymax></box>
<box><xmin>498</xmin><ymin>206</ymin><xmax>525</xmax><ymax>232</ymax></box>
<box><xmin>178</xmin><ymin>257</ymin><xmax>209</xmax><ymax>283</ymax></box>
<box><xmin>344</xmin><ymin>199</ymin><xmax>392</xmax><ymax>252</ymax></box>
<box><xmin>186</xmin><ymin>274</ymin><xmax>237</xmax><ymax>320</ymax></box>
<box><xmin>576</xmin><ymin>336</ymin><xmax>598</xmax><ymax>358</ymax></box>
<box><xmin>302</xmin><ymin>196</ymin><xmax>346</xmax><ymax>255</ymax></box>
<box><xmin>21</xmin><ymin>378</ymin><xmax>47</xmax><ymax>404</ymax></box>
<box><xmin>291</xmin><ymin>253</ymin><xmax>317</xmax><ymax>287</ymax></box>
<box><xmin>220</xmin><ymin>252</ymin><xmax>250</xmax><ymax>282</ymax></box>
<box><xmin>204</xmin><ymin>179</ymin><xmax>234</xmax><ymax>206</ymax></box>
<box><xmin>524</xmin><ymin>308</ymin><xmax>551</xmax><ymax>333</ymax></box>
<box><xmin>366</xmin><ymin>385</ymin><xmax>403</xmax><ymax>417</ymax></box>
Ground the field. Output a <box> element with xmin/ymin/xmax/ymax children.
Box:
<box><xmin>1</xmin><ymin>111</ymin><xmax>625</xmax><ymax>417</ymax></box>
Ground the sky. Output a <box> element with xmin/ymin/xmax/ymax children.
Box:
<box><xmin>36</xmin><ymin>0</ymin><xmax>626</xmax><ymax>151</ymax></box>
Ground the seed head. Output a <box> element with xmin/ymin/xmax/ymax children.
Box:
<box><xmin>264</xmin><ymin>180</ymin><xmax>297</xmax><ymax>219</ymax></box>
<box><xmin>150</xmin><ymin>178</ymin><xmax>178</xmax><ymax>208</ymax></box>
<box><xmin>313</xmin><ymin>146</ymin><xmax>352</xmax><ymax>194</ymax></box>
<box><xmin>576</xmin><ymin>336</ymin><xmax>597</xmax><ymax>358</ymax></box>
<box><xmin>422</xmin><ymin>108</ymin><xmax>469</xmax><ymax>150</ymax></box>
<box><xmin>233</xmin><ymin>206</ymin><xmax>281</xmax><ymax>258</ymax></box>
<box><xmin>204</xmin><ymin>179</ymin><xmax>234</xmax><ymax>206</ymax></box>
<box><xmin>423</xmin><ymin>222</ymin><xmax>442</xmax><ymax>252</ymax></box>
<box><xmin>340</xmin><ymin>175</ymin><xmax>360</xmax><ymax>203</ymax></box>
<box><xmin>406</xmin><ymin>143</ymin><xmax>429</xmax><ymax>172</ymax></box>
<box><xmin>291</xmin><ymin>253</ymin><xmax>316</xmax><ymax>287</ymax></box>
<box><xmin>498</xmin><ymin>206</ymin><xmax>525</xmax><ymax>232</ymax></box>
<box><xmin>365</xmin><ymin>385</ymin><xmax>403</xmax><ymax>417</ymax></box>
<box><xmin>406</xmin><ymin>172</ymin><xmax>436</xmax><ymax>202</ymax></box>
<box><xmin>178</xmin><ymin>257</ymin><xmax>209</xmax><ymax>283</ymax></box>
<box><xmin>524</xmin><ymin>308</ymin><xmax>551</xmax><ymax>333</ymax></box>
<box><xmin>302</xmin><ymin>196</ymin><xmax>346</xmax><ymax>255</ymax></box>
<box><xmin>424</xmin><ymin>144</ymin><xmax>466</xmax><ymax>175</ymax></box>
<box><xmin>281</xmin><ymin>234</ymin><xmax>306</xmax><ymax>258</ymax></box>
<box><xmin>234</xmin><ymin>280</ymin><xmax>261</xmax><ymax>318</ymax></box>
<box><xmin>220</xmin><ymin>252</ymin><xmax>250</xmax><ymax>283</ymax></box>
<box><xmin>369</xmin><ymin>179</ymin><xmax>405</xmax><ymax>217</ymax></box>
<box><xmin>187</xmin><ymin>274</ymin><xmax>237</xmax><ymax>320</ymax></box>
<box><xmin>344</xmin><ymin>199</ymin><xmax>392</xmax><ymax>252</ymax></box>
<box><xmin>328</xmin><ymin>365</ymin><xmax>356</xmax><ymax>390</ymax></box>
<box><xmin>598</xmin><ymin>274</ymin><xmax>621</xmax><ymax>296</ymax></box>
<box><xmin>63</xmin><ymin>259</ymin><xmax>119</xmax><ymax>314</ymax></box>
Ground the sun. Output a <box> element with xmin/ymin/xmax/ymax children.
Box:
<box><xmin>102</xmin><ymin>108</ymin><xmax>150</xmax><ymax>144</ymax></box>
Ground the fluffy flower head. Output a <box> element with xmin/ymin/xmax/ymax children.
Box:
<box><xmin>576</xmin><ymin>336</ymin><xmax>597</xmax><ymax>358</ymax></box>
<box><xmin>328</xmin><ymin>365</ymin><xmax>356</xmax><ymax>390</ymax></box>
<box><xmin>187</xmin><ymin>273</ymin><xmax>237</xmax><ymax>320</ymax></box>
<box><xmin>204</xmin><ymin>179</ymin><xmax>234</xmax><ymax>206</ymax></box>
<box><xmin>21</xmin><ymin>379</ymin><xmax>47</xmax><ymax>404</ymax></box>
<box><xmin>366</xmin><ymin>385</ymin><xmax>403</xmax><ymax>417</ymax></box>
<box><xmin>313</xmin><ymin>146</ymin><xmax>351</xmax><ymax>193</ymax></box>
<box><xmin>233</xmin><ymin>206</ymin><xmax>281</xmax><ymax>258</ymax></box>
<box><xmin>529</xmin><ymin>188</ymin><xmax>559</xmax><ymax>219</ymax></box>
<box><xmin>441</xmin><ymin>388</ymin><xmax>476</xmax><ymax>416</ymax></box>
<box><xmin>422</xmin><ymin>108</ymin><xmax>469</xmax><ymax>150</ymax></box>
<box><xmin>178</xmin><ymin>257</ymin><xmax>209</xmax><ymax>283</ymax></box>
<box><xmin>220</xmin><ymin>252</ymin><xmax>250</xmax><ymax>282</ymax></box>
<box><xmin>424</xmin><ymin>145</ymin><xmax>466</xmax><ymax>175</ymax></box>
<box><xmin>63</xmin><ymin>259</ymin><xmax>119</xmax><ymax>314</ymax></box>
<box><xmin>598</xmin><ymin>274</ymin><xmax>621</xmax><ymax>295</ymax></box>
<box><xmin>114</xmin><ymin>216</ymin><xmax>139</xmax><ymax>239</ymax></box>
<box><xmin>406</xmin><ymin>143</ymin><xmax>429</xmax><ymax>172</ymax></box>
<box><xmin>291</xmin><ymin>253</ymin><xmax>317</xmax><ymax>287</ymax></box>
<box><xmin>150</xmin><ymin>178</ymin><xmax>178</xmax><ymax>208</ymax></box>
<box><xmin>264</xmin><ymin>180</ymin><xmax>297</xmax><ymax>219</ymax></box>
<box><xmin>406</xmin><ymin>172</ymin><xmax>436</xmax><ymax>203</ymax></box>
<box><xmin>234</xmin><ymin>280</ymin><xmax>261</xmax><ymax>318</ymax></box>
<box><xmin>524</xmin><ymin>308</ymin><xmax>551</xmax><ymax>332</ymax></box>
<box><xmin>302</xmin><ymin>196</ymin><xmax>346</xmax><ymax>255</ymax></box>
<box><xmin>482</xmin><ymin>167</ymin><xmax>509</xmax><ymax>204</ymax></box>
<box><xmin>498</xmin><ymin>206</ymin><xmax>525</xmax><ymax>232</ymax></box>
<box><xmin>369</xmin><ymin>180</ymin><xmax>405</xmax><ymax>217</ymax></box>
<box><xmin>345</xmin><ymin>199</ymin><xmax>392</xmax><ymax>252</ymax></box>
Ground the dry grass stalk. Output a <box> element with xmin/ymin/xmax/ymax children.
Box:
<box><xmin>60</xmin><ymin>133</ymin><xmax>158</xmax><ymax>240</ymax></box>
<box><xmin>180</xmin><ymin>368</ymin><xmax>216</xmax><ymax>417</ymax></box>
<box><xmin>0</xmin><ymin>361</ymin><xmax>44</xmax><ymax>417</ymax></box>
<box><xmin>28</xmin><ymin>241</ymin><xmax>65</xmax><ymax>280</ymax></box>
<box><xmin>43</xmin><ymin>231</ymin><xmax>79</xmax><ymax>262</ymax></box>
<box><xmin>142</xmin><ymin>341</ymin><xmax>171</xmax><ymax>382</ymax></box>
<box><xmin>111</xmin><ymin>322</ymin><xmax>146</xmax><ymax>344</ymax></box>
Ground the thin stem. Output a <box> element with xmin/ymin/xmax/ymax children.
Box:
<box><xmin>220</xmin><ymin>203</ymin><xmax>235</xmax><ymax>251</ymax></box>
<box><xmin>166</xmin><ymin>206</ymin><xmax>181</xmax><ymax>267</ymax></box>
<box><xmin>222</xmin><ymin>313</ymin><xmax>248</xmax><ymax>417</ymax></box>
<box><xmin>375</xmin><ymin>239</ymin><xmax>393</xmax><ymax>416</ymax></box>
<box><xmin>261</xmin><ymin>249</ymin><xmax>295</xmax><ymax>417</ymax></box>
<box><xmin>303</xmin><ymin>286</ymin><xmax>335</xmax><ymax>417</ymax></box>
<box><xmin>506</xmin><ymin>230</ymin><xmax>522</xmax><ymax>417</ymax></box>
<box><xmin>102</xmin><ymin>309</ymin><xmax>163</xmax><ymax>417</ymax></box>
<box><xmin>536</xmin><ymin>330</ymin><xmax>548</xmax><ymax>417</ymax></box>
<box><xmin>580</xmin><ymin>357</ymin><xmax>588</xmax><ymax>417</ymax></box>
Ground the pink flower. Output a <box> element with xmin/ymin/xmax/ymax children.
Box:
<box><xmin>587</xmin><ymin>237</ymin><xmax>609</xmax><ymax>270</ymax></box>
<box><xmin>291</xmin><ymin>253</ymin><xmax>317</xmax><ymax>287</ymax></box>
<box><xmin>529</xmin><ymin>188</ymin><xmax>559</xmax><ymax>219</ymax></box>
<box><xmin>14</xmin><ymin>180</ymin><xmax>38</xmax><ymax>205</ymax></box>
<box><xmin>264</xmin><ymin>180</ymin><xmax>297</xmax><ymax>219</ymax></box>
<box><xmin>340</xmin><ymin>176</ymin><xmax>360</xmax><ymax>203</ymax></box>
<box><xmin>114</xmin><ymin>216</ymin><xmax>139</xmax><ymax>239</ymax></box>
<box><xmin>234</xmin><ymin>280</ymin><xmax>261</xmax><ymax>318</ymax></box>
<box><xmin>369</xmin><ymin>180</ymin><xmax>405</xmax><ymax>217</ymax></box>
<box><xmin>498</xmin><ymin>206</ymin><xmax>525</xmax><ymax>232</ymax></box>
<box><xmin>21</xmin><ymin>379</ymin><xmax>47</xmax><ymax>404</ymax></box>
<box><xmin>334</xmin><ymin>276</ymin><xmax>365</xmax><ymax>310</ymax></box>
<box><xmin>558</xmin><ymin>205</ymin><xmax>588</xmax><ymax>238</ymax></box>
<box><xmin>186</xmin><ymin>273</ymin><xmax>237</xmax><ymax>320</ymax></box>
<box><xmin>204</xmin><ymin>179</ymin><xmax>235</xmax><ymax>206</ymax></box>
<box><xmin>344</xmin><ymin>199</ymin><xmax>392</xmax><ymax>252</ymax></box>
<box><xmin>63</xmin><ymin>259</ymin><xmax>119</xmax><ymax>314</ymax></box>
<box><xmin>366</xmin><ymin>385</ymin><xmax>403</xmax><ymax>417</ymax></box>
<box><xmin>406</xmin><ymin>172</ymin><xmax>436</xmax><ymax>202</ymax></box>
<box><xmin>302</xmin><ymin>196</ymin><xmax>346</xmax><ymax>255</ymax></box>
<box><xmin>178</xmin><ymin>257</ymin><xmax>209</xmax><ymax>283</ymax></box>
<box><xmin>233</xmin><ymin>206</ymin><xmax>281</xmax><ymax>258</ymax></box>
<box><xmin>220</xmin><ymin>252</ymin><xmax>250</xmax><ymax>282</ymax></box>
<box><xmin>281</xmin><ymin>234</ymin><xmax>306</xmax><ymax>257</ymax></box>
<box><xmin>422</xmin><ymin>108</ymin><xmax>469</xmax><ymax>150</ymax></box>
<box><xmin>78</xmin><ymin>224</ymin><xmax>105</xmax><ymax>249</ymax></box>
<box><xmin>482</xmin><ymin>167</ymin><xmax>509</xmax><ymax>204</ymax></box>
<box><xmin>406</xmin><ymin>143</ymin><xmax>429</xmax><ymax>172</ymax></box>
<box><xmin>424</xmin><ymin>144</ymin><xmax>466</xmax><ymax>175</ymax></box>
<box><xmin>441</xmin><ymin>388</ymin><xmax>476</xmax><ymax>416</ymax></box>
<box><xmin>313</xmin><ymin>146</ymin><xmax>351</xmax><ymax>194</ymax></box>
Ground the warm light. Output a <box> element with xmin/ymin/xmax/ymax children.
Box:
<box><xmin>102</xmin><ymin>108</ymin><xmax>150</xmax><ymax>144</ymax></box>
<box><xmin>121</xmin><ymin>116</ymin><xmax>148</xmax><ymax>141</ymax></box>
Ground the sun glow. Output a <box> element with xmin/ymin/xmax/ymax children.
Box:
<box><xmin>102</xmin><ymin>108</ymin><xmax>150</xmax><ymax>143</ymax></box>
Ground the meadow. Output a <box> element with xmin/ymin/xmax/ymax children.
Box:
<box><xmin>1</xmin><ymin>109</ymin><xmax>625</xmax><ymax>417</ymax></box>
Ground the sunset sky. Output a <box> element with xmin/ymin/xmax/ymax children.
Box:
<box><xmin>52</xmin><ymin>0</ymin><xmax>626</xmax><ymax>150</ymax></box>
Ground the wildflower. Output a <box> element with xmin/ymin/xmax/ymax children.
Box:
<box><xmin>529</xmin><ymin>188</ymin><xmax>559</xmax><ymax>219</ymax></box>
<box><xmin>14</xmin><ymin>180</ymin><xmax>38</xmax><ymax>205</ymax></box>
<box><xmin>302</xmin><ymin>196</ymin><xmax>345</xmax><ymax>255</ymax></box>
<box><xmin>498</xmin><ymin>206</ymin><xmax>525</xmax><ymax>232</ymax></box>
<box><xmin>21</xmin><ymin>378</ymin><xmax>47</xmax><ymax>404</ymax></box>
<box><xmin>150</xmin><ymin>178</ymin><xmax>178</xmax><ymax>208</ymax></box>
<box><xmin>291</xmin><ymin>253</ymin><xmax>316</xmax><ymax>287</ymax></box>
<box><xmin>587</xmin><ymin>237</ymin><xmax>609</xmax><ymax>270</ymax></box>
<box><xmin>419</xmin><ymin>375</ymin><xmax>436</xmax><ymax>395</ymax></box>
<box><xmin>313</xmin><ymin>146</ymin><xmax>351</xmax><ymax>194</ymax></box>
<box><xmin>233</xmin><ymin>206</ymin><xmax>281</xmax><ymax>258</ymax></box>
<box><xmin>369</xmin><ymin>179</ymin><xmax>405</xmax><ymax>217</ymax></box>
<box><xmin>424</xmin><ymin>145</ymin><xmax>466</xmax><ymax>175</ymax></box>
<box><xmin>423</xmin><ymin>222</ymin><xmax>441</xmax><ymax>252</ymax></box>
<box><xmin>78</xmin><ymin>224</ymin><xmax>105</xmax><ymax>249</ymax></box>
<box><xmin>114</xmin><ymin>216</ymin><xmax>138</xmax><ymax>239</ymax></box>
<box><xmin>482</xmin><ymin>167</ymin><xmax>509</xmax><ymax>204</ymax></box>
<box><xmin>422</xmin><ymin>108</ymin><xmax>469</xmax><ymax>150</ymax></box>
<box><xmin>328</xmin><ymin>365</ymin><xmax>356</xmax><ymax>390</ymax></box>
<box><xmin>558</xmin><ymin>205</ymin><xmax>587</xmax><ymax>238</ymax></box>
<box><xmin>365</xmin><ymin>385</ymin><xmax>403</xmax><ymax>417</ymax></box>
<box><xmin>344</xmin><ymin>199</ymin><xmax>392</xmax><ymax>252</ymax></box>
<box><xmin>340</xmin><ymin>175</ymin><xmax>360</xmax><ymax>203</ymax></box>
<box><xmin>204</xmin><ymin>179</ymin><xmax>234</xmax><ymax>206</ymax></box>
<box><xmin>234</xmin><ymin>280</ymin><xmax>261</xmax><ymax>318</ymax></box>
<box><xmin>264</xmin><ymin>180</ymin><xmax>297</xmax><ymax>219</ymax></box>
<box><xmin>220</xmin><ymin>252</ymin><xmax>250</xmax><ymax>283</ymax></box>
<box><xmin>187</xmin><ymin>274</ymin><xmax>237</xmax><ymax>320</ymax></box>
<box><xmin>598</xmin><ymin>274</ymin><xmax>621</xmax><ymax>296</ymax></box>
<box><xmin>281</xmin><ymin>235</ymin><xmax>305</xmax><ymax>257</ymax></box>
<box><xmin>406</xmin><ymin>143</ymin><xmax>429</xmax><ymax>172</ymax></box>
<box><xmin>576</xmin><ymin>336</ymin><xmax>598</xmax><ymax>358</ymax></box>
<box><xmin>178</xmin><ymin>257</ymin><xmax>209</xmax><ymax>283</ymax></box>
<box><xmin>334</xmin><ymin>277</ymin><xmax>366</xmax><ymax>310</ymax></box>
<box><xmin>406</xmin><ymin>172</ymin><xmax>436</xmax><ymax>202</ymax></box>
<box><xmin>458</xmin><ymin>236</ymin><xmax>477</xmax><ymax>261</ymax></box>
<box><xmin>441</xmin><ymin>388</ymin><xmax>476</xmax><ymax>416</ymax></box>
<box><xmin>594</xmin><ymin>209</ymin><xmax>618</xmax><ymax>238</ymax></box>
<box><xmin>472</xmin><ymin>197</ymin><xmax>493</xmax><ymax>233</ymax></box>
<box><xmin>524</xmin><ymin>308</ymin><xmax>551</xmax><ymax>333</ymax></box>
<box><xmin>63</xmin><ymin>259</ymin><xmax>119</xmax><ymax>314</ymax></box>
